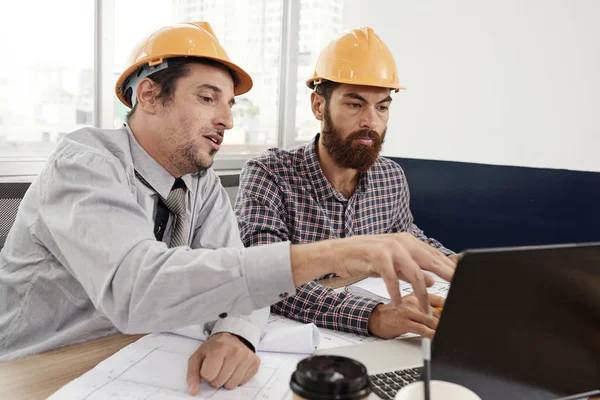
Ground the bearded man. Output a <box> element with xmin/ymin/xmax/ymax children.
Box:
<box><xmin>234</xmin><ymin>27</ymin><xmax>455</xmax><ymax>340</ymax></box>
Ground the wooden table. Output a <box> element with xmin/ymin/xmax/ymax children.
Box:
<box><xmin>0</xmin><ymin>276</ymin><xmax>363</xmax><ymax>400</ymax></box>
<box><xmin>0</xmin><ymin>334</ymin><xmax>144</xmax><ymax>399</ymax></box>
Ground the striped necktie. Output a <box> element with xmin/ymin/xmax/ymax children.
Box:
<box><xmin>164</xmin><ymin>178</ymin><xmax>189</xmax><ymax>247</ymax></box>
<box><xmin>135</xmin><ymin>171</ymin><xmax>189</xmax><ymax>247</ymax></box>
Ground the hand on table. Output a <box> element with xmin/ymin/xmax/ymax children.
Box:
<box><xmin>186</xmin><ymin>332</ymin><xmax>260</xmax><ymax>395</ymax></box>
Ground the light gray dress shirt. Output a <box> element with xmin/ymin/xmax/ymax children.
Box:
<box><xmin>0</xmin><ymin>126</ymin><xmax>296</xmax><ymax>361</ymax></box>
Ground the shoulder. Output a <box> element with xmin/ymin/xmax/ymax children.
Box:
<box><xmin>240</xmin><ymin>144</ymin><xmax>306</xmax><ymax>185</ymax></box>
<box><xmin>39</xmin><ymin>127</ymin><xmax>134</xmax><ymax>193</ymax></box>
<box><xmin>50</xmin><ymin>127</ymin><xmax>133</xmax><ymax>172</ymax></box>
<box><xmin>372</xmin><ymin>156</ymin><xmax>408</xmax><ymax>183</ymax></box>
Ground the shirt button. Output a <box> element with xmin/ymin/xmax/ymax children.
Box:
<box><xmin>279</xmin><ymin>292</ymin><xmax>288</xmax><ymax>299</ymax></box>
<box><xmin>219</xmin><ymin>312</ymin><xmax>227</xmax><ymax>319</ymax></box>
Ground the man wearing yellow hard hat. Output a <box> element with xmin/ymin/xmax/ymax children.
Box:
<box><xmin>236</xmin><ymin>27</ymin><xmax>457</xmax><ymax>341</ymax></box>
<box><xmin>0</xmin><ymin>22</ymin><xmax>455</xmax><ymax>393</ymax></box>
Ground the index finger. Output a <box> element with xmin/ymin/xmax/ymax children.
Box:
<box><xmin>405</xmin><ymin>266</ymin><xmax>429</xmax><ymax>314</ymax></box>
<box><xmin>187</xmin><ymin>350</ymin><xmax>203</xmax><ymax>396</ymax></box>
<box><xmin>379</xmin><ymin>255</ymin><xmax>403</xmax><ymax>308</ymax></box>
<box><xmin>391</xmin><ymin>246</ymin><xmax>430</xmax><ymax>313</ymax></box>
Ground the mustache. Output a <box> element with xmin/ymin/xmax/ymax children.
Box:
<box><xmin>347</xmin><ymin>129</ymin><xmax>381</xmax><ymax>142</ymax></box>
<box><xmin>199</xmin><ymin>128</ymin><xmax>224</xmax><ymax>138</ymax></box>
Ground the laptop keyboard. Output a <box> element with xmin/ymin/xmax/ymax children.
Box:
<box><xmin>369</xmin><ymin>367</ymin><xmax>423</xmax><ymax>399</ymax></box>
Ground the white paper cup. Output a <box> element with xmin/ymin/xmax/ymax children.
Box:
<box><xmin>394</xmin><ymin>380</ymin><xmax>481</xmax><ymax>400</ymax></box>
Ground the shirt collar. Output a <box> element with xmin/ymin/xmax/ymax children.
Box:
<box><xmin>303</xmin><ymin>134</ymin><xmax>372</xmax><ymax>202</ymax></box>
<box><xmin>126</xmin><ymin>125</ymin><xmax>194</xmax><ymax>198</ymax></box>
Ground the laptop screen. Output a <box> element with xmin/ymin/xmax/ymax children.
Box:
<box><xmin>431</xmin><ymin>243</ymin><xmax>600</xmax><ymax>399</ymax></box>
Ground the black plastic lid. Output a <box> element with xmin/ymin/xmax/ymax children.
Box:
<box><xmin>289</xmin><ymin>355</ymin><xmax>372</xmax><ymax>400</ymax></box>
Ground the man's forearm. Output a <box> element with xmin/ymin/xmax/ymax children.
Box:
<box><xmin>272</xmin><ymin>283</ymin><xmax>380</xmax><ymax>336</ymax></box>
<box><xmin>290</xmin><ymin>241</ymin><xmax>336</xmax><ymax>286</ymax></box>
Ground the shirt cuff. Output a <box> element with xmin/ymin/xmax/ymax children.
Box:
<box><xmin>211</xmin><ymin>316</ymin><xmax>261</xmax><ymax>352</ymax></box>
<box><xmin>243</xmin><ymin>241</ymin><xmax>296</xmax><ymax>310</ymax></box>
<box><xmin>337</xmin><ymin>294</ymin><xmax>382</xmax><ymax>336</ymax></box>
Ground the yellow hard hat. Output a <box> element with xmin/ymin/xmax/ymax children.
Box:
<box><xmin>306</xmin><ymin>27</ymin><xmax>405</xmax><ymax>92</ymax></box>
<box><xmin>115</xmin><ymin>21</ymin><xmax>253</xmax><ymax>108</ymax></box>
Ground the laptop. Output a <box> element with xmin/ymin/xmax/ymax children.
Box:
<box><xmin>315</xmin><ymin>242</ymin><xmax>600</xmax><ymax>400</ymax></box>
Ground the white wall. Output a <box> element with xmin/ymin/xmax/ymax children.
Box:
<box><xmin>343</xmin><ymin>0</ymin><xmax>600</xmax><ymax>172</ymax></box>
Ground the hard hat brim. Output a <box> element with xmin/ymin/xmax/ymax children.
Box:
<box><xmin>306</xmin><ymin>76</ymin><xmax>406</xmax><ymax>92</ymax></box>
<box><xmin>116</xmin><ymin>56</ymin><xmax>253</xmax><ymax>109</ymax></box>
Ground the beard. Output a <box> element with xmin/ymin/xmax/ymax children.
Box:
<box><xmin>169</xmin><ymin>140</ymin><xmax>213</xmax><ymax>177</ymax></box>
<box><xmin>166</xmin><ymin>135</ymin><xmax>219</xmax><ymax>179</ymax></box>
<box><xmin>320</xmin><ymin>106</ymin><xmax>386</xmax><ymax>172</ymax></box>
<box><xmin>158</xmin><ymin>106</ymin><xmax>220</xmax><ymax>177</ymax></box>
<box><xmin>184</xmin><ymin>143</ymin><xmax>213</xmax><ymax>177</ymax></box>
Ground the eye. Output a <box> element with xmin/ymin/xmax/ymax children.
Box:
<box><xmin>377</xmin><ymin>105</ymin><xmax>389</xmax><ymax>111</ymax></box>
<box><xmin>198</xmin><ymin>95</ymin><xmax>214</xmax><ymax>104</ymax></box>
<box><xmin>347</xmin><ymin>103</ymin><xmax>361</xmax><ymax>109</ymax></box>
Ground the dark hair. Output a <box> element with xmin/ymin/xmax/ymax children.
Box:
<box><xmin>314</xmin><ymin>80</ymin><xmax>341</xmax><ymax>102</ymax></box>
<box><xmin>126</xmin><ymin>57</ymin><xmax>239</xmax><ymax>122</ymax></box>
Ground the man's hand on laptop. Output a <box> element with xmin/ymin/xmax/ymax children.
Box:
<box><xmin>290</xmin><ymin>233</ymin><xmax>456</xmax><ymax>313</ymax></box>
<box><xmin>368</xmin><ymin>294</ymin><xmax>445</xmax><ymax>339</ymax></box>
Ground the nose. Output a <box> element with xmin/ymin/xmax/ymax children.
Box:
<box><xmin>360</xmin><ymin>106</ymin><xmax>378</xmax><ymax>131</ymax></box>
<box><xmin>214</xmin><ymin>103</ymin><xmax>234</xmax><ymax>131</ymax></box>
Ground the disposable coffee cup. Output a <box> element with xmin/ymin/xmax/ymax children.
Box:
<box><xmin>394</xmin><ymin>380</ymin><xmax>481</xmax><ymax>400</ymax></box>
<box><xmin>290</xmin><ymin>355</ymin><xmax>372</xmax><ymax>400</ymax></box>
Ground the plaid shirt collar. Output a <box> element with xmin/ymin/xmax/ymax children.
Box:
<box><xmin>303</xmin><ymin>134</ymin><xmax>372</xmax><ymax>203</ymax></box>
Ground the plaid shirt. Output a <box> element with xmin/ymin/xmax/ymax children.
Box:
<box><xmin>235</xmin><ymin>134</ymin><xmax>453</xmax><ymax>336</ymax></box>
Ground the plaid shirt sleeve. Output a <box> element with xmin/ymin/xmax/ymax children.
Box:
<box><xmin>235</xmin><ymin>160</ymin><xmax>381</xmax><ymax>336</ymax></box>
<box><xmin>391</xmin><ymin>165</ymin><xmax>455</xmax><ymax>256</ymax></box>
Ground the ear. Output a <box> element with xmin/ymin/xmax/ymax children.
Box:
<box><xmin>135</xmin><ymin>78</ymin><xmax>159</xmax><ymax>114</ymax></box>
<box><xmin>310</xmin><ymin>91</ymin><xmax>325</xmax><ymax>121</ymax></box>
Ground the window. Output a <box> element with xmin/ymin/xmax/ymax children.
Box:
<box><xmin>1</xmin><ymin>0</ymin><xmax>345</xmax><ymax>176</ymax></box>
<box><xmin>0</xmin><ymin>0</ymin><xmax>94</xmax><ymax>162</ymax></box>
<box><xmin>293</xmin><ymin>0</ymin><xmax>344</xmax><ymax>145</ymax></box>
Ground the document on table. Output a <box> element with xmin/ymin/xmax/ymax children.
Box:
<box><xmin>48</xmin><ymin>314</ymin><xmax>386</xmax><ymax>399</ymax></box>
<box><xmin>261</xmin><ymin>314</ymin><xmax>320</xmax><ymax>353</ymax></box>
<box><xmin>172</xmin><ymin>316</ymin><xmax>321</xmax><ymax>354</ymax></box>
<box><xmin>345</xmin><ymin>273</ymin><xmax>450</xmax><ymax>303</ymax></box>
<box><xmin>267</xmin><ymin>314</ymin><xmax>383</xmax><ymax>349</ymax></box>
<box><xmin>341</xmin><ymin>273</ymin><xmax>450</xmax><ymax>339</ymax></box>
<box><xmin>48</xmin><ymin>332</ymin><xmax>306</xmax><ymax>400</ymax></box>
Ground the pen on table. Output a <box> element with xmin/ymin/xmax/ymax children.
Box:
<box><xmin>554</xmin><ymin>390</ymin><xmax>600</xmax><ymax>400</ymax></box>
<box><xmin>422</xmin><ymin>337</ymin><xmax>431</xmax><ymax>400</ymax></box>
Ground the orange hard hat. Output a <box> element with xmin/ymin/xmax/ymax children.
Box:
<box><xmin>306</xmin><ymin>27</ymin><xmax>405</xmax><ymax>92</ymax></box>
<box><xmin>115</xmin><ymin>21</ymin><xmax>253</xmax><ymax>108</ymax></box>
